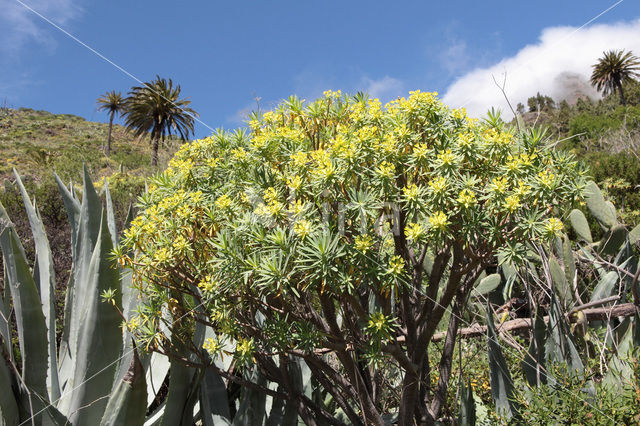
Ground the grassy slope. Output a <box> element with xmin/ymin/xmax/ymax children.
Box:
<box><xmin>0</xmin><ymin>106</ymin><xmax>179</xmax><ymax>182</ymax></box>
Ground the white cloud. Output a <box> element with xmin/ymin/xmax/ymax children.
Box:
<box><xmin>0</xmin><ymin>0</ymin><xmax>81</xmax><ymax>53</ymax></box>
<box><xmin>361</xmin><ymin>75</ymin><xmax>404</xmax><ymax>101</ymax></box>
<box><xmin>443</xmin><ymin>19</ymin><xmax>640</xmax><ymax>119</ymax></box>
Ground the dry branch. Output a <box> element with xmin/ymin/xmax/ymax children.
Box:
<box><xmin>431</xmin><ymin>302</ymin><xmax>639</xmax><ymax>342</ymax></box>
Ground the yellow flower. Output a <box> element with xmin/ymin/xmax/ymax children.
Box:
<box><xmin>457</xmin><ymin>189</ymin><xmax>476</xmax><ymax>209</ymax></box>
<box><xmin>537</xmin><ymin>170</ymin><xmax>556</xmax><ymax>189</ymax></box>
<box><xmin>437</xmin><ymin>149</ymin><xmax>456</xmax><ymax>166</ymax></box>
<box><xmin>489</xmin><ymin>176</ymin><xmax>509</xmax><ymax>194</ymax></box>
<box><xmin>354</xmin><ymin>234</ymin><xmax>373</xmax><ymax>253</ymax></box>
<box><xmin>294</xmin><ymin>220</ymin><xmax>312</xmax><ymax>239</ymax></box>
<box><xmin>504</xmin><ymin>194</ymin><xmax>521</xmax><ymax>212</ymax></box>
<box><xmin>387</xmin><ymin>255</ymin><xmax>405</xmax><ymax>276</ymax></box>
<box><xmin>215</xmin><ymin>194</ymin><xmax>232</xmax><ymax>210</ymax></box>
<box><xmin>172</xmin><ymin>235</ymin><xmax>189</xmax><ymax>252</ymax></box>
<box><xmin>236</xmin><ymin>338</ymin><xmax>255</xmax><ymax>357</ymax></box>
<box><xmin>203</xmin><ymin>337</ymin><xmax>222</xmax><ymax>354</ymax></box>
<box><xmin>403</xmin><ymin>183</ymin><xmax>420</xmax><ymax>202</ymax></box>
<box><xmin>429</xmin><ymin>211</ymin><xmax>449</xmax><ymax>232</ymax></box>
<box><xmin>176</xmin><ymin>205</ymin><xmax>191</xmax><ymax>219</ymax></box>
<box><xmin>154</xmin><ymin>247</ymin><xmax>171</xmax><ymax>264</ymax></box>
<box><xmin>545</xmin><ymin>217</ymin><xmax>563</xmax><ymax>237</ymax></box>
<box><xmin>232</xmin><ymin>147</ymin><xmax>247</xmax><ymax>160</ymax></box>
<box><xmin>376</xmin><ymin>161</ymin><xmax>395</xmax><ymax>179</ymax></box>
<box><xmin>412</xmin><ymin>143</ymin><xmax>431</xmax><ymax>160</ymax></box>
<box><xmin>404</xmin><ymin>223</ymin><xmax>424</xmax><ymax>241</ymax></box>
<box><xmin>207</xmin><ymin>157</ymin><xmax>220</xmax><ymax>168</ymax></box>
<box><xmin>290</xmin><ymin>151</ymin><xmax>308</xmax><ymax>168</ymax></box>
<box><xmin>289</xmin><ymin>199</ymin><xmax>305</xmax><ymax>216</ymax></box>
<box><xmin>198</xmin><ymin>275</ymin><xmax>217</xmax><ymax>293</ymax></box>
<box><xmin>429</xmin><ymin>176</ymin><xmax>447</xmax><ymax>194</ymax></box>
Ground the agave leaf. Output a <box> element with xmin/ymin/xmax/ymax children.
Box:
<box><xmin>485</xmin><ymin>305</ymin><xmax>519</xmax><ymax>420</ymax></box>
<box><xmin>145</xmin><ymin>353</ymin><xmax>170</xmax><ymax>407</ymax></box>
<box><xmin>53</xmin><ymin>173</ymin><xmax>80</xmax><ymax>262</ymax></box>
<box><xmin>57</xmin><ymin>166</ymin><xmax>106</xmax><ymax>399</ymax></box>
<box><xmin>0</xmin><ymin>213</ymin><xmax>51</xmax><ymax>422</ymax></box>
<box><xmin>232</xmin><ymin>366</ymin><xmax>268</xmax><ymax>426</ymax></box>
<box><xmin>603</xmin><ymin>314</ymin><xmax>640</xmax><ymax>387</ymax></box>
<box><xmin>549</xmin><ymin>256</ymin><xmax>573</xmax><ymax>310</ymax></box>
<box><xmin>0</xmin><ymin>346</ymin><xmax>19</xmax><ymax>426</ymax></box>
<box><xmin>545</xmin><ymin>294</ymin><xmax>592</xmax><ymax>397</ymax></box>
<box><xmin>103</xmin><ymin>179</ymin><xmax>118</xmax><ymax>248</ymax></box>
<box><xmin>473</xmin><ymin>274</ymin><xmax>501</xmax><ymax>296</ymax></box>
<box><xmin>562</xmin><ymin>235</ymin><xmax>576</xmax><ymax>289</ymax></box>
<box><xmin>14</xmin><ymin>171</ymin><xmax>61</xmax><ymax>402</ymax></box>
<box><xmin>100</xmin><ymin>349</ymin><xmax>147</xmax><ymax>426</ymax></box>
<box><xmin>160</xmin><ymin>359</ymin><xmax>198</xmax><ymax>426</ymax></box>
<box><xmin>199</xmin><ymin>367</ymin><xmax>231</xmax><ymax>426</ymax></box>
<box><xmin>0</xmin><ymin>264</ymin><xmax>12</xmax><ymax>363</ymax></box>
<box><xmin>458</xmin><ymin>378</ymin><xmax>476</xmax><ymax>426</ymax></box>
<box><xmin>62</xmin><ymin>212</ymin><xmax>123</xmax><ymax>424</ymax></box>
<box><xmin>584</xmin><ymin>181</ymin><xmax>616</xmax><ymax>228</ymax></box>
<box><xmin>521</xmin><ymin>311</ymin><xmax>547</xmax><ymax>387</ymax></box>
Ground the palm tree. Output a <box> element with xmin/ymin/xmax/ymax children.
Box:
<box><xmin>124</xmin><ymin>76</ymin><xmax>198</xmax><ymax>166</ymax></box>
<box><xmin>97</xmin><ymin>91</ymin><xmax>127</xmax><ymax>156</ymax></box>
<box><xmin>590</xmin><ymin>49</ymin><xmax>640</xmax><ymax>106</ymax></box>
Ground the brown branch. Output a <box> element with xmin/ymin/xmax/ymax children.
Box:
<box><xmin>430</xmin><ymin>302</ymin><xmax>639</xmax><ymax>342</ymax></box>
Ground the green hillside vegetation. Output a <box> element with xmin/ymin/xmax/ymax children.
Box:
<box><xmin>515</xmin><ymin>79</ymin><xmax>640</xmax><ymax>226</ymax></box>
<box><xmin>0</xmin><ymin>106</ymin><xmax>177</xmax><ymax>181</ymax></box>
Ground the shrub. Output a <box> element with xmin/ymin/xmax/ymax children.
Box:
<box><xmin>120</xmin><ymin>91</ymin><xmax>585</xmax><ymax>424</ymax></box>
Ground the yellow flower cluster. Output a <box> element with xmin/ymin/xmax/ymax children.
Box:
<box><xmin>429</xmin><ymin>211</ymin><xmax>449</xmax><ymax>232</ymax></box>
<box><xmin>504</xmin><ymin>194</ymin><xmax>521</xmax><ymax>212</ymax></box>
<box><xmin>203</xmin><ymin>337</ymin><xmax>222</xmax><ymax>354</ymax></box>
<box><xmin>544</xmin><ymin>217</ymin><xmax>563</xmax><ymax>237</ymax></box>
<box><xmin>387</xmin><ymin>255</ymin><xmax>405</xmax><ymax>276</ymax></box>
<box><xmin>537</xmin><ymin>170</ymin><xmax>556</xmax><ymax>189</ymax></box>
<box><xmin>215</xmin><ymin>194</ymin><xmax>232</xmax><ymax>210</ymax></box>
<box><xmin>355</xmin><ymin>234</ymin><xmax>373</xmax><ymax>253</ymax></box>
<box><xmin>376</xmin><ymin>161</ymin><xmax>395</xmax><ymax>179</ymax></box>
<box><xmin>404</xmin><ymin>223</ymin><xmax>424</xmax><ymax>241</ymax></box>
<box><xmin>403</xmin><ymin>183</ymin><xmax>420</xmax><ymax>202</ymax></box>
<box><xmin>294</xmin><ymin>220</ymin><xmax>312</xmax><ymax>239</ymax></box>
<box><xmin>429</xmin><ymin>176</ymin><xmax>447</xmax><ymax>193</ymax></box>
<box><xmin>198</xmin><ymin>275</ymin><xmax>217</xmax><ymax>293</ymax></box>
<box><xmin>457</xmin><ymin>189</ymin><xmax>477</xmax><ymax>209</ymax></box>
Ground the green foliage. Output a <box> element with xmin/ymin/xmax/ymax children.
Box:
<box><xmin>121</xmin><ymin>90</ymin><xmax>585</xmax><ymax>423</ymax></box>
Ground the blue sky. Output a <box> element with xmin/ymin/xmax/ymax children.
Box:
<box><xmin>1</xmin><ymin>0</ymin><xmax>639</xmax><ymax>138</ymax></box>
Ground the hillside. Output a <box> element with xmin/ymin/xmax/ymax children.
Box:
<box><xmin>0</xmin><ymin>106</ymin><xmax>179</xmax><ymax>182</ymax></box>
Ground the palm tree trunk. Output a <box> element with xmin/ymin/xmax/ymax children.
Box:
<box><xmin>151</xmin><ymin>133</ymin><xmax>159</xmax><ymax>166</ymax></box>
<box><xmin>616</xmin><ymin>79</ymin><xmax>626</xmax><ymax>106</ymax></box>
<box><xmin>106</xmin><ymin>111</ymin><xmax>114</xmax><ymax>156</ymax></box>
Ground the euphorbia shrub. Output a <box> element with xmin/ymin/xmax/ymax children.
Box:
<box><xmin>119</xmin><ymin>91</ymin><xmax>584</xmax><ymax>424</ymax></box>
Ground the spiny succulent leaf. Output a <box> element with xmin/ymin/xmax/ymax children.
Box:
<box><xmin>63</xmin><ymin>212</ymin><xmax>123</xmax><ymax>424</ymax></box>
<box><xmin>100</xmin><ymin>350</ymin><xmax>147</xmax><ymax>426</ymax></box>
<box><xmin>486</xmin><ymin>305</ymin><xmax>519</xmax><ymax>420</ymax></box>
<box><xmin>0</xmin><ymin>206</ymin><xmax>50</xmax><ymax>421</ymax></box>
<box><xmin>14</xmin><ymin>171</ymin><xmax>60</xmax><ymax>402</ymax></box>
